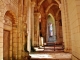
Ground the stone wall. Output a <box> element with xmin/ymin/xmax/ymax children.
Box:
<box><xmin>0</xmin><ymin>0</ymin><xmax>29</xmax><ymax>60</ymax></box>
<box><xmin>68</xmin><ymin>0</ymin><xmax>80</xmax><ymax>59</ymax></box>
<box><xmin>0</xmin><ymin>0</ymin><xmax>18</xmax><ymax>60</ymax></box>
<box><xmin>62</xmin><ymin>0</ymin><xmax>80</xmax><ymax>59</ymax></box>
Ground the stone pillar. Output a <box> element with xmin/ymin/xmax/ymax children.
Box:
<box><xmin>17</xmin><ymin>0</ymin><xmax>23</xmax><ymax>59</ymax></box>
<box><xmin>0</xmin><ymin>18</ymin><xmax>3</xmax><ymax>60</ymax></box>
<box><xmin>0</xmin><ymin>1</ymin><xmax>4</xmax><ymax>60</ymax></box>
<box><xmin>61</xmin><ymin>0</ymin><xmax>71</xmax><ymax>52</ymax></box>
<box><xmin>55</xmin><ymin>20</ymin><xmax>60</xmax><ymax>43</ymax></box>
<box><xmin>34</xmin><ymin>13</ymin><xmax>40</xmax><ymax>46</ymax></box>
<box><xmin>27</xmin><ymin>0</ymin><xmax>31</xmax><ymax>52</ymax></box>
<box><xmin>31</xmin><ymin>2</ymin><xmax>35</xmax><ymax>46</ymax></box>
<box><xmin>41</xmin><ymin>17</ymin><xmax>46</xmax><ymax>42</ymax></box>
<box><xmin>18</xmin><ymin>17</ymin><xmax>23</xmax><ymax>59</ymax></box>
<box><xmin>12</xmin><ymin>24</ymin><xmax>18</xmax><ymax>60</ymax></box>
<box><xmin>21</xmin><ymin>0</ymin><xmax>28</xmax><ymax>58</ymax></box>
<box><xmin>9</xmin><ymin>29</ymin><xmax>12</xmax><ymax>60</ymax></box>
<box><xmin>61</xmin><ymin>0</ymin><xmax>68</xmax><ymax>52</ymax></box>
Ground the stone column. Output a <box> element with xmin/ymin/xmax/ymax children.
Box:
<box><xmin>41</xmin><ymin>17</ymin><xmax>46</xmax><ymax>42</ymax></box>
<box><xmin>9</xmin><ymin>29</ymin><xmax>12</xmax><ymax>60</ymax></box>
<box><xmin>17</xmin><ymin>17</ymin><xmax>23</xmax><ymax>59</ymax></box>
<box><xmin>0</xmin><ymin>1</ymin><xmax>4</xmax><ymax>60</ymax></box>
<box><xmin>34</xmin><ymin>13</ymin><xmax>40</xmax><ymax>46</ymax></box>
<box><xmin>61</xmin><ymin>0</ymin><xmax>68</xmax><ymax>52</ymax></box>
<box><xmin>27</xmin><ymin>0</ymin><xmax>31</xmax><ymax>52</ymax></box>
<box><xmin>12</xmin><ymin>24</ymin><xmax>18</xmax><ymax>60</ymax></box>
<box><xmin>22</xmin><ymin>0</ymin><xmax>29</xmax><ymax>58</ymax></box>
<box><xmin>0</xmin><ymin>18</ymin><xmax>3</xmax><ymax>60</ymax></box>
<box><xmin>17</xmin><ymin>0</ymin><xmax>23</xmax><ymax>59</ymax></box>
<box><xmin>31</xmin><ymin>2</ymin><xmax>35</xmax><ymax>46</ymax></box>
<box><xmin>61</xmin><ymin>0</ymin><xmax>71</xmax><ymax>52</ymax></box>
<box><xmin>55</xmin><ymin>20</ymin><xmax>60</xmax><ymax>43</ymax></box>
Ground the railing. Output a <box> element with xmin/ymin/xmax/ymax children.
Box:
<box><xmin>43</xmin><ymin>42</ymin><xmax>64</xmax><ymax>51</ymax></box>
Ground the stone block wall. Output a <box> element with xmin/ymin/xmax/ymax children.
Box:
<box><xmin>67</xmin><ymin>0</ymin><xmax>80</xmax><ymax>59</ymax></box>
<box><xmin>62</xmin><ymin>0</ymin><xmax>80</xmax><ymax>59</ymax></box>
<box><xmin>0</xmin><ymin>0</ymin><xmax>29</xmax><ymax>60</ymax></box>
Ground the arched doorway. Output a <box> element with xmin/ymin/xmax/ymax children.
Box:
<box><xmin>3</xmin><ymin>11</ymin><xmax>15</xmax><ymax>60</ymax></box>
<box><xmin>46</xmin><ymin>13</ymin><xmax>56</xmax><ymax>45</ymax></box>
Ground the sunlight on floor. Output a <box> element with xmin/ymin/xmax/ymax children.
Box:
<box><xmin>30</xmin><ymin>54</ymin><xmax>53</xmax><ymax>58</ymax></box>
<box><xmin>30</xmin><ymin>53</ymin><xmax>71</xmax><ymax>59</ymax></box>
<box><xmin>34</xmin><ymin>47</ymin><xmax>44</xmax><ymax>51</ymax></box>
<box><xmin>31</xmin><ymin>47</ymin><xmax>71</xmax><ymax>59</ymax></box>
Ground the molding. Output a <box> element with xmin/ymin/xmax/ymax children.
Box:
<box><xmin>46</xmin><ymin>3</ymin><xmax>58</xmax><ymax>13</ymax></box>
<box><xmin>38</xmin><ymin>0</ymin><xmax>45</xmax><ymax>10</ymax></box>
<box><xmin>38</xmin><ymin>0</ymin><xmax>45</xmax><ymax>6</ymax></box>
<box><xmin>55</xmin><ymin>0</ymin><xmax>61</xmax><ymax>4</ymax></box>
<box><xmin>31</xmin><ymin>2</ymin><xmax>36</xmax><ymax>7</ymax></box>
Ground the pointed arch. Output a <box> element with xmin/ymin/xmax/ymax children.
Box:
<box><xmin>46</xmin><ymin>3</ymin><xmax>58</xmax><ymax>13</ymax></box>
<box><xmin>46</xmin><ymin>13</ymin><xmax>56</xmax><ymax>44</ymax></box>
<box><xmin>55</xmin><ymin>0</ymin><xmax>61</xmax><ymax>4</ymax></box>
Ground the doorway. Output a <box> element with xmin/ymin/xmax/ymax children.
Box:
<box><xmin>3</xmin><ymin>30</ymin><xmax>10</xmax><ymax>60</ymax></box>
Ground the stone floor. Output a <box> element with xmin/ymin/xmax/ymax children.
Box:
<box><xmin>30</xmin><ymin>47</ymin><xmax>72</xmax><ymax>60</ymax></box>
<box><xmin>30</xmin><ymin>53</ymin><xmax>71</xmax><ymax>60</ymax></box>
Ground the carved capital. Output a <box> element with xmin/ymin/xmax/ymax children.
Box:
<box><xmin>31</xmin><ymin>2</ymin><xmax>35</xmax><ymax>7</ymax></box>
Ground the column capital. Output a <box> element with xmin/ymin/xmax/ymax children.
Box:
<box><xmin>31</xmin><ymin>2</ymin><xmax>36</xmax><ymax>7</ymax></box>
<box><xmin>34</xmin><ymin>13</ymin><xmax>41</xmax><ymax>16</ymax></box>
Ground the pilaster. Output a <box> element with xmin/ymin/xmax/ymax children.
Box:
<box><xmin>61</xmin><ymin>0</ymin><xmax>71</xmax><ymax>52</ymax></box>
<box><xmin>27</xmin><ymin>0</ymin><xmax>31</xmax><ymax>52</ymax></box>
<box><xmin>34</xmin><ymin>13</ymin><xmax>40</xmax><ymax>46</ymax></box>
<box><xmin>31</xmin><ymin>2</ymin><xmax>35</xmax><ymax>46</ymax></box>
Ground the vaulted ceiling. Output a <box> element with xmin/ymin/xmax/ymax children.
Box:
<box><xmin>32</xmin><ymin>0</ymin><xmax>61</xmax><ymax>20</ymax></box>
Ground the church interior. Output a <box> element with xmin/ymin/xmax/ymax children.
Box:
<box><xmin>0</xmin><ymin>0</ymin><xmax>80</xmax><ymax>60</ymax></box>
